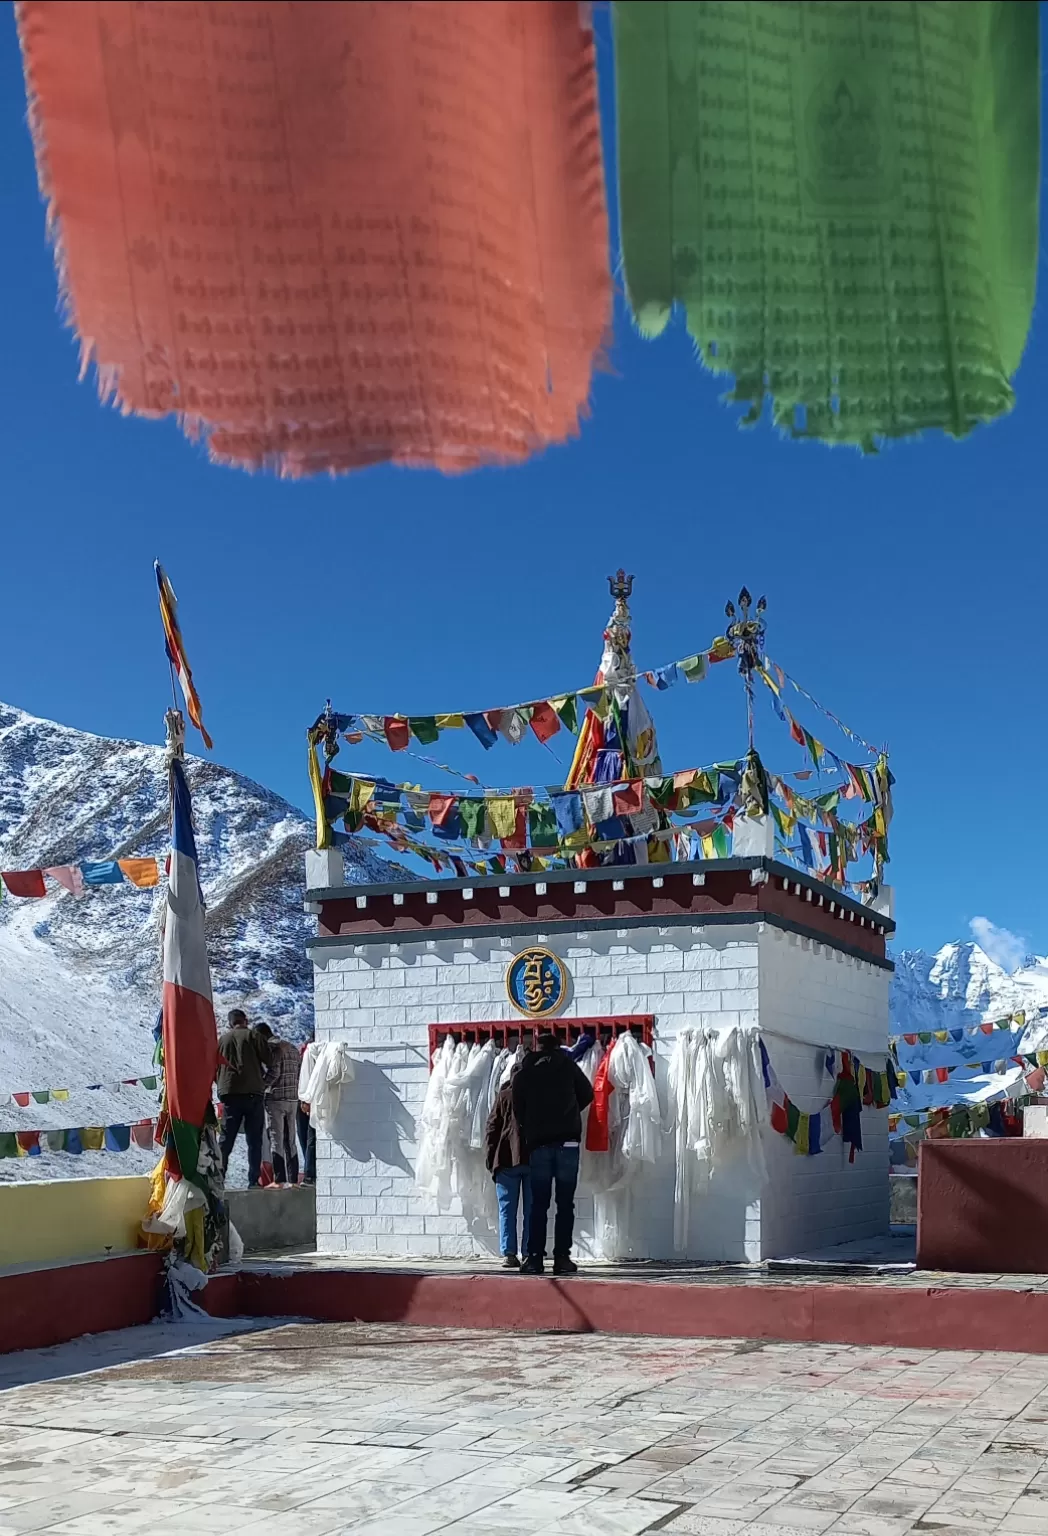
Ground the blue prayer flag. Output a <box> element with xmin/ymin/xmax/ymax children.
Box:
<box><xmin>81</xmin><ymin>861</ymin><xmax>124</xmax><ymax>885</ymax></box>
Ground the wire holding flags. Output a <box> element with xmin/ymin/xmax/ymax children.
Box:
<box><xmin>155</xmin><ymin>561</ymin><xmax>212</xmax><ymax>750</ymax></box>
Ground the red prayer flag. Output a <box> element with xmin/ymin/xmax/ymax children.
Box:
<box><xmin>12</xmin><ymin>1093</ymin><xmax>30</xmax><ymax>1108</ymax></box>
<box><xmin>935</xmin><ymin>1067</ymin><xmax>950</xmax><ymax>1083</ymax></box>
<box><xmin>528</xmin><ymin>701</ymin><xmax>561</xmax><ymax>744</ymax></box>
<box><xmin>428</xmin><ymin>793</ymin><xmax>458</xmax><ymax>827</ymax></box>
<box><xmin>789</xmin><ymin>716</ymin><xmax>806</xmax><ymax>747</ymax></box>
<box><xmin>384</xmin><ymin>717</ymin><xmax>410</xmax><ymax>752</ymax></box>
<box><xmin>499</xmin><ymin>805</ymin><xmax>528</xmax><ymax>851</ymax></box>
<box><xmin>15</xmin><ymin>1131</ymin><xmax>40</xmax><ymax>1153</ymax></box>
<box><xmin>2</xmin><ymin>870</ymin><xmax>47</xmax><ymax>898</ymax></box>
<box><xmin>612</xmin><ymin>780</ymin><xmax>644</xmax><ymax>816</ymax></box>
<box><xmin>16</xmin><ymin>1</ymin><xmax>610</xmax><ymax>477</ymax></box>
<box><xmin>770</xmin><ymin>1100</ymin><xmax>788</xmax><ymax>1135</ymax></box>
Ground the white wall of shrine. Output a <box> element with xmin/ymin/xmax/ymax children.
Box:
<box><xmin>310</xmin><ymin>918</ymin><xmax>891</xmax><ymax>1262</ymax></box>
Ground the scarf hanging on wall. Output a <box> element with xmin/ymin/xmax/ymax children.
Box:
<box><xmin>17</xmin><ymin>0</ymin><xmax>610</xmax><ymax>475</ymax></box>
<box><xmin>614</xmin><ymin>0</ymin><xmax>1040</xmax><ymax>449</ymax></box>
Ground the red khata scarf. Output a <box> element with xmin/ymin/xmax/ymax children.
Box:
<box><xmin>16</xmin><ymin>1</ymin><xmax>610</xmax><ymax>475</ymax></box>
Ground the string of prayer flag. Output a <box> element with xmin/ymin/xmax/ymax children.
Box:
<box><xmin>317</xmin><ymin>636</ymin><xmax>731</xmax><ymax>764</ymax></box>
<box><xmin>0</xmin><ymin>1119</ymin><xmax>157</xmax><ymax>1158</ymax></box>
<box><xmin>1</xmin><ymin>858</ymin><xmax>159</xmax><ymax>899</ymax></box>
<box><xmin>6</xmin><ymin>1074</ymin><xmax>158</xmax><ymax>1108</ymax></box>
<box><xmin>761</xmin><ymin>1041</ymin><xmax>895</xmax><ymax>1162</ymax></box>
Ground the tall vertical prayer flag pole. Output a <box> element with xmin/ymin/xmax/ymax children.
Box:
<box><xmin>152</xmin><ymin>564</ymin><xmax>225</xmax><ymax>1271</ymax></box>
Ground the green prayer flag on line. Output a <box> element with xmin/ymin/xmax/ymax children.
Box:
<box><xmin>458</xmin><ymin>799</ymin><xmax>488</xmax><ymax>840</ymax></box>
<box><xmin>648</xmin><ymin>777</ymin><xmax>677</xmax><ymax>810</ymax></box>
<box><xmin>679</xmin><ymin>654</ymin><xmax>707</xmax><ymax>683</ymax></box>
<box><xmin>31</xmin><ymin>1090</ymin><xmax>50</xmax><ymax>1104</ymax></box>
<box><xmin>141</xmin><ymin>1075</ymin><xmax>158</xmax><ymax>1092</ymax></box>
<box><xmin>552</xmin><ymin>695</ymin><xmax>578</xmax><ymax>735</ymax></box>
<box><xmin>409</xmin><ymin>717</ymin><xmax>440</xmax><ymax>745</ymax></box>
<box><xmin>528</xmin><ymin>804</ymin><xmax>557</xmax><ymax>847</ymax></box>
<box><xmin>613</xmin><ymin>0</ymin><xmax>1040</xmax><ymax>448</ymax></box>
<box><xmin>0</xmin><ymin>1132</ymin><xmax>16</xmax><ymax>1159</ymax></box>
<box><xmin>327</xmin><ymin>768</ymin><xmax>354</xmax><ymax>795</ymax></box>
<box><xmin>785</xmin><ymin>1100</ymin><xmax>801</xmax><ymax>1141</ymax></box>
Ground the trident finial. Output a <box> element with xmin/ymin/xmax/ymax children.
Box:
<box><xmin>724</xmin><ymin>588</ymin><xmax>767</xmax><ymax>677</ymax></box>
<box><xmin>608</xmin><ymin>568</ymin><xmax>634</xmax><ymax>603</ymax></box>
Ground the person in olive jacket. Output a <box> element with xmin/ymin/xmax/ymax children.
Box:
<box><xmin>216</xmin><ymin>1009</ymin><xmax>272</xmax><ymax>1188</ymax></box>
<box><xmin>485</xmin><ymin>1065</ymin><xmax>531</xmax><ymax>1269</ymax></box>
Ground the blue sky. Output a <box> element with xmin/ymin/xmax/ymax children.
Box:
<box><xmin>0</xmin><ymin>6</ymin><xmax>1045</xmax><ymax>961</ymax></box>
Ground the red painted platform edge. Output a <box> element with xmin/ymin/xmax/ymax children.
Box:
<box><xmin>222</xmin><ymin>1270</ymin><xmax>1048</xmax><ymax>1354</ymax></box>
<box><xmin>7</xmin><ymin>1258</ymin><xmax>1048</xmax><ymax>1357</ymax></box>
<box><xmin>0</xmin><ymin>1251</ymin><xmax>164</xmax><ymax>1355</ymax></box>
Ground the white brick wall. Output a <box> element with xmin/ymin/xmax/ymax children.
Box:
<box><xmin>311</xmin><ymin>919</ymin><xmax>889</xmax><ymax>1263</ymax></box>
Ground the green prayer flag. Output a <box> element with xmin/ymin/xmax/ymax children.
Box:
<box><xmin>648</xmin><ymin>776</ymin><xmax>677</xmax><ymax>810</ymax></box>
<box><xmin>528</xmin><ymin>804</ymin><xmax>557</xmax><ymax>848</ymax></box>
<box><xmin>458</xmin><ymin>799</ymin><xmax>488</xmax><ymax>840</ymax></box>
<box><xmin>785</xmin><ymin>1100</ymin><xmax>801</xmax><ymax>1142</ymax></box>
<box><xmin>679</xmin><ymin>653</ymin><xmax>707</xmax><ymax>683</ymax></box>
<box><xmin>409</xmin><ymin>717</ymin><xmax>440</xmax><ymax>745</ymax></box>
<box><xmin>614</xmin><ymin>0</ymin><xmax>1040</xmax><ymax>448</ymax></box>
<box><xmin>141</xmin><ymin>1075</ymin><xmax>158</xmax><ymax>1092</ymax></box>
<box><xmin>327</xmin><ymin>768</ymin><xmax>354</xmax><ymax>795</ymax></box>
<box><xmin>0</xmin><ymin>1132</ymin><xmax>16</xmax><ymax>1159</ymax></box>
<box><xmin>31</xmin><ymin>1090</ymin><xmax>50</xmax><ymax>1104</ymax></box>
<box><xmin>918</xmin><ymin>1031</ymin><xmax>933</xmax><ymax>1045</ymax></box>
<box><xmin>552</xmin><ymin>695</ymin><xmax>578</xmax><ymax>735</ymax></box>
<box><xmin>712</xmin><ymin>823</ymin><xmax>730</xmax><ymax>858</ymax></box>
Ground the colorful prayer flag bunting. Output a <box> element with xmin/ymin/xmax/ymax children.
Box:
<box><xmin>0</xmin><ymin>859</ymin><xmax>160</xmax><ymax>898</ymax></box>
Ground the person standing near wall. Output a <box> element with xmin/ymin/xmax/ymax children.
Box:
<box><xmin>297</xmin><ymin>1040</ymin><xmax>317</xmax><ymax>1185</ymax></box>
<box><xmin>484</xmin><ymin>1064</ymin><xmax>531</xmax><ymax>1269</ymax></box>
<box><xmin>216</xmin><ymin>1008</ymin><xmax>271</xmax><ymax>1188</ymax></box>
<box><xmin>262</xmin><ymin>1028</ymin><xmax>304</xmax><ymax>1186</ymax></box>
<box><xmin>511</xmin><ymin>1032</ymin><xmax>594</xmax><ymax>1275</ymax></box>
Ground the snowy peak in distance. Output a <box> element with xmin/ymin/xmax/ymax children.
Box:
<box><xmin>0</xmin><ymin>700</ymin><xmax>403</xmax><ymax>1088</ymax></box>
<box><xmin>890</xmin><ymin>940</ymin><xmax>1048</xmax><ymax>1032</ymax></box>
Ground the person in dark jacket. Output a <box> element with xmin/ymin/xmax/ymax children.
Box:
<box><xmin>484</xmin><ymin>1069</ymin><xmax>531</xmax><ymax>1270</ymax></box>
<box><xmin>511</xmin><ymin>1032</ymin><xmax>594</xmax><ymax>1276</ymax></box>
<box><xmin>216</xmin><ymin>1009</ymin><xmax>272</xmax><ymax>1187</ymax></box>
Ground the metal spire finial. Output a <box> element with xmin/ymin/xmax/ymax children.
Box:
<box><xmin>724</xmin><ymin>588</ymin><xmax>767</xmax><ymax>753</ymax></box>
<box><xmin>724</xmin><ymin>588</ymin><xmax>767</xmax><ymax>677</ymax></box>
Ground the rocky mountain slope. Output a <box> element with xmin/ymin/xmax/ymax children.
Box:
<box><xmin>0</xmin><ymin>700</ymin><xmax>402</xmax><ymax>1176</ymax></box>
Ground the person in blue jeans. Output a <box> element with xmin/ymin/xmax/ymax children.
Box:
<box><xmin>484</xmin><ymin>1071</ymin><xmax>531</xmax><ymax>1268</ymax></box>
<box><xmin>511</xmin><ymin>1032</ymin><xmax>594</xmax><ymax>1276</ymax></box>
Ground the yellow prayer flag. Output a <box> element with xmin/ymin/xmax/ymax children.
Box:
<box><xmin>487</xmin><ymin>798</ymin><xmax>517</xmax><ymax>839</ymax></box>
<box><xmin>934</xmin><ymin>1030</ymin><xmax>949</xmax><ymax>1043</ymax></box>
<box><xmin>351</xmin><ymin>779</ymin><xmax>376</xmax><ymax>814</ymax></box>
<box><xmin>435</xmin><ymin>714</ymin><xmax>464</xmax><ymax>729</ymax></box>
<box><xmin>52</xmin><ymin>1088</ymin><xmax>70</xmax><ymax>1101</ymax></box>
<box><xmin>80</xmin><ymin>1127</ymin><xmax>105</xmax><ymax>1151</ymax></box>
<box><xmin>795</xmin><ymin>1114</ymin><xmax>810</xmax><ymax>1156</ymax></box>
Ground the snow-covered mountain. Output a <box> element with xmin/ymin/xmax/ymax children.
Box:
<box><xmin>890</xmin><ymin>942</ymin><xmax>1048</xmax><ymax>1034</ymax></box>
<box><xmin>0</xmin><ymin>701</ymin><xmax>402</xmax><ymax>1150</ymax></box>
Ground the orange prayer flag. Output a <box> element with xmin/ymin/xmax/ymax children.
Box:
<box><xmin>17</xmin><ymin>1</ymin><xmax>610</xmax><ymax>476</ymax></box>
<box><xmin>118</xmin><ymin>858</ymin><xmax>159</xmax><ymax>889</ymax></box>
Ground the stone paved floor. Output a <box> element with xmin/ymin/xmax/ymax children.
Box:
<box><xmin>1</xmin><ymin>1319</ymin><xmax>1048</xmax><ymax>1534</ymax></box>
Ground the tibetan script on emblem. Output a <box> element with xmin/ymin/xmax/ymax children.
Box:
<box><xmin>506</xmin><ymin>947</ymin><xmax>567</xmax><ymax>1018</ymax></box>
